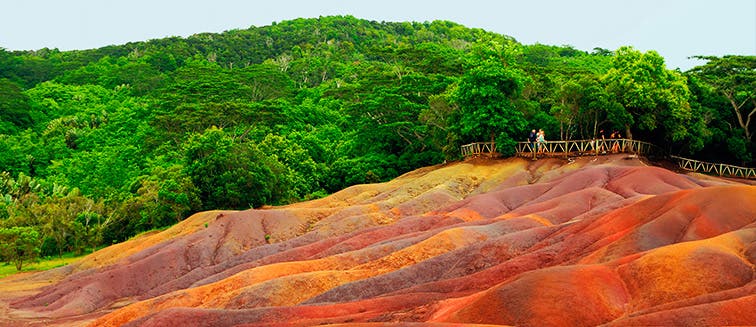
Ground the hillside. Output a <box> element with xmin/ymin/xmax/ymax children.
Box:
<box><xmin>1</xmin><ymin>16</ymin><xmax>753</xmax><ymax>259</ymax></box>
<box><xmin>1</xmin><ymin>154</ymin><xmax>755</xmax><ymax>326</ymax></box>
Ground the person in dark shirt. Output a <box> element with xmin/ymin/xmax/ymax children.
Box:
<box><xmin>528</xmin><ymin>129</ymin><xmax>537</xmax><ymax>153</ymax></box>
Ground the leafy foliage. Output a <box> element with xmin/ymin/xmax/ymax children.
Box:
<box><xmin>604</xmin><ymin>47</ymin><xmax>694</xmax><ymax>144</ymax></box>
<box><xmin>0</xmin><ymin>226</ymin><xmax>42</xmax><ymax>270</ymax></box>
<box><xmin>452</xmin><ymin>58</ymin><xmax>527</xmax><ymax>155</ymax></box>
<box><xmin>688</xmin><ymin>56</ymin><xmax>756</xmax><ymax>163</ymax></box>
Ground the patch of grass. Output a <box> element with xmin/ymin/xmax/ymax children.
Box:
<box><xmin>0</xmin><ymin>253</ymin><xmax>85</xmax><ymax>279</ymax></box>
<box><xmin>128</xmin><ymin>225</ymin><xmax>172</xmax><ymax>240</ymax></box>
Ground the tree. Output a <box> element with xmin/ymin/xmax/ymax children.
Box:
<box><xmin>125</xmin><ymin>164</ymin><xmax>201</xmax><ymax>231</ymax></box>
<box><xmin>183</xmin><ymin>127</ymin><xmax>291</xmax><ymax>209</ymax></box>
<box><xmin>0</xmin><ymin>78</ymin><xmax>32</xmax><ymax>133</ymax></box>
<box><xmin>33</xmin><ymin>188</ymin><xmax>102</xmax><ymax>257</ymax></box>
<box><xmin>71</xmin><ymin>210</ymin><xmax>104</xmax><ymax>255</ymax></box>
<box><xmin>573</xmin><ymin>76</ymin><xmax>624</xmax><ymax>139</ymax></box>
<box><xmin>685</xmin><ymin>74</ymin><xmax>745</xmax><ymax>162</ymax></box>
<box><xmin>257</xmin><ymin>133</ymin><xmax>326</xmax><ymax>198</ymax></box>
<box><xmin>550</xmin><ymin>79</ymin><xmax>583</xmax><ymax>140</ymax></box>
<box><xmin>451</xmin><ymin>59</ymin><xmax>527</xmax><ymax>155</ymax></box>
<box><xmin>421</xmin><ymin>90</ymin><xmax>459</xmax><ymax>157</ymax></box>
<box><xmin>689</xmin><ymin>55</ymin><xmax>756</xmax><ymax>142</ymax></box>
<box><xmin>0</xmin><ymin>226</ymin><xmax>42</xmax><ymax>271</ymax></box>
<box><xmin>603</xmin><ymin>46</ymin><xmax>693</xmax><ymax>143</ymax></box>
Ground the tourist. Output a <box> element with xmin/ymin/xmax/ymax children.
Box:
<box><xmin>611</xmin><ymin>130</ymin><xmax>622</xmax><ymax>153</ymax></box>
<box><xmin>597</xmin><ymin>129</ymin><xmax>606</xmax><ymax>154</ymax></box>
<box><xmin>528</xmin><ymin>129</ymin><xmax>537</xmax><ymax>153</ymax></box>
<box><xmin>537</xmin><ymin>129</ymin><xmax>546</xmax><ymax>154</ymax></box>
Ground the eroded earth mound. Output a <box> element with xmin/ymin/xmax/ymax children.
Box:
<box><xmin>2</xmin><ymin>155</ymin><xmax>755</xmax><ymax>326</ymax></box>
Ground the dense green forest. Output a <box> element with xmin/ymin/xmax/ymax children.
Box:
<box><xmin>0</xmin><ymin>16</ymin><xmax>754</xmax><ymax>268</ymax></box>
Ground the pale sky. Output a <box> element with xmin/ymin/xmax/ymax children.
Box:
<box><xmin>1</xmin><ymin>0</ymin><xmax>754</xmax><ymax>71</ymax></box>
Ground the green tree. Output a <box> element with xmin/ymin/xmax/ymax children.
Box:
<box><xmin>690</xmin><ymin>55</ymin><xmax>756</xmax><ymax>142</ymax></box>
<box><xmin>33</xmin><ymin>188</ymin><xmax>101</xmax><ymax>257</ymax></box>
<box><xmin>550</xmin><ymin>79</ymin><xmax>583</xmax><ymax>140</ymax></box>
<box><xmin>451</xmin><ymin>59</ymin><xmax>527</xmax><ymax>155</ymax></box>
<box><xmin>603</xmin><ymin>46</ymin><xmax>693</xmax><ymax>143</ymax></box>
<box><xmin>183</xmin><ymin>127</ymin><xmax>290</xmax><ymax>209</ymax></box>
<box><xmin>124</xmin><ymin>164</ymin><xmax>200</xmax><ymax>231</ymax></box>
<box><xmin>0</xmin><ymin>78</ymin><xmax>32</xmax><ymax>133</ymax></box>
<box><xmin>0</xmin><ymin>226</ymin><xmax>42</xmax><ymax>271</ymax></box>
<box><xmin>71</xmin><ymin>210</ymin><xmax>104</xmax><ymax>255</ymax></box>
<box><xmin>257</xmin><ymin>133</ymin><xmax>326</xmax><ymax>198</ymax></box>
<box><xmin>421</xmin><ymin>89</ymin><xmax>459</xmax><ymax>157</ymax></box>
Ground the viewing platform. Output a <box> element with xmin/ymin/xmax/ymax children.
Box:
<box><xmin>460</xmin><ymin>138</ymin><xmax>756</xmax><ymax>179</ymax></box>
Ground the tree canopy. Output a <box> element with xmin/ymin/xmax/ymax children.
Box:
<box><xmin>452</xmin><ymin>57</ymin><xmax>527</xmax><ymax>155</ymax></box>
<box><xmin>604</xmin><ymin>47</ymin><xmax>694</xmax><ymax>144</ymax></box>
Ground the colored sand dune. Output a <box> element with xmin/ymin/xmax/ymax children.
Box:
<box><xmin>1</xmin><ymin>154</ymin><xmax>755</xmax><ymax>327</ymax></box>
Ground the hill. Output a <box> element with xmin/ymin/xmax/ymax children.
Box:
<box><xmin>1</xmin><ymin>15</ymin><xmax>753</xmax><ymax>258</ymax></box>
<box><xmin>1</xmin><ymin>154</ymin><xmax>755</xmax><ymax>326</ymax></box>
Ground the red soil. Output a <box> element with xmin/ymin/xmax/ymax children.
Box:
<box><xmin>1</xmin><ymin>154</ymin><xmax>754</xmax><ymax>327</ymax></box>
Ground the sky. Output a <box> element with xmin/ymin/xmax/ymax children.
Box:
<box><xmin>1</xmin><ymin>0</ymin><xmax>754</xmax><ymax>71</ymax></box>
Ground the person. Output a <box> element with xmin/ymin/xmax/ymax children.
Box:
<box><xmin>537</xmin><ymin>129</ymin><xmax>546</xmax><ymax>154</ymax></box>
<box><xmin>528</xmin><ymin>129</ymin><xmax>537</xmax><ymax>153</ymax></box>
<box><xmin>596</xmin><ymin>129</ymin><xmax>606</xmax><ymax>154</ymax></box>
<box><xmin>611</xmin><ymin>130</ymin><xmax>622</xmax><ymax>153</ymax></box>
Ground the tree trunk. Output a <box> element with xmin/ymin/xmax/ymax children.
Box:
<box><xmin>625</xmin><ymin>124</ymin><xmax>633</xmax><ymax>140</ymax></box>
<box><xmin>58</xmin><ymin>237</ymin><xmax>64</xmax><ymax>259</ymax></box>
<box><xmin>593</xmin><ymin>112</ymin><xmax>598</xmax><ymax>139</ymax></box>
<box><xmin>725</xmin><ymin>91</ymin><xmax>755</xmax><ymax>142</ymax></box>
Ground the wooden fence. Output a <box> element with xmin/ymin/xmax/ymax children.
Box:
<box><xmin>512</xmin><ymin>138</ymin><xmax>663</xmax><ymax>158</ymax></box>
<box><xmin>671</xmin><ymin>156</ymin><xmax>756</xmax><ymax>179</ymax></box>
<box><xmin>460</xmin><ymin>142</ymin><xmax>496</xmax><ymax>157</ymax></box>
<box><xmin>460</xmin><ymin>138</ymin><xmax>755</xmax><ymax>179</ymax></box>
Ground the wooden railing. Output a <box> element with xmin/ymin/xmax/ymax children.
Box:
<box><xmin>460</xmin><ymin>142</ymin><xmax>496</xmax><ymax>157</ymax></box>
<box><xmin>671</xmin><ymin>156</ymin><xmax>756</xmax><ymax>179</ymax></box>
<box><xmin>460</xmin><ymin>138</ymin><xmax>755</xmax><ymax>179</ymax></box>
<box><xmin>513</xmin><ymin>138</ymin><xmax>663</xmax><ymax>158</ymax></box>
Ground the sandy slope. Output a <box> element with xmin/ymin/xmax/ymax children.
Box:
<box><xmin>1</xmin><ymin>154</ymin><xmax>754</xmax><ymax>327</ymax></box>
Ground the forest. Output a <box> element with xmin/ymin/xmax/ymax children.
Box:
<box><xmin>0</xmin><ymin>16</ymin><xmax>754</xmax><ymax>269</ymax></box>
